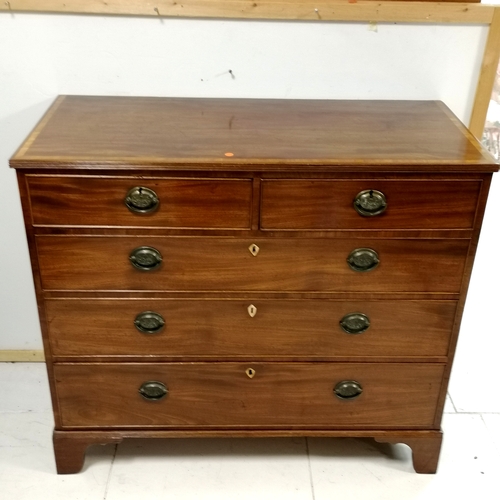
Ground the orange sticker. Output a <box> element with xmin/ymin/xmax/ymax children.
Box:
<box><xmin>224</xmin><ymin>152</ymin><xmax>234</xmax><ymax>157</ymax></box>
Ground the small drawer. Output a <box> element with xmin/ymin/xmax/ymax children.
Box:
<box><xmin>27</xmin><ymin>176</ymin><xmax>252</xmax><ymax>229</ymax></box>
<box><xmin>46</xmin><ymin>299</ymin><xmax>457</xmax><ymax>358</ymax></box>
<box><xmin>36</xmin><ymin>236</ymin><xmax>468</xmax><ymax>293</ymax></box>
<box><xmin>54</xmin><ymin>362</ymin><xmax>445</xmax><ymax>428</ymax></box>
<box><xmin>260</xmin><ymin>180</ymin><xmax>481</xmax><ymax>230</ymax></box>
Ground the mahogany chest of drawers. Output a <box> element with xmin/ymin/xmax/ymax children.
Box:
<box><xmin>11</xmin><ymin>96</ymin><xmax>497</xmax><ymax>474</ymax></box>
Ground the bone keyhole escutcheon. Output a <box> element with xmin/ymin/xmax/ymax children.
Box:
<box><xmin>248</xmin><ymin>304</ymin><xmax>257</xmax><ymax>318</ymax></box>
<box><xmin>249</xmin><ymin>244</ymin><xmax>260</xmax><ymax>256</ymax></box>
<box><xmin>246</xmin><ymin>368</ymin><xmax>256</xmax><ymax>378</ymax></box>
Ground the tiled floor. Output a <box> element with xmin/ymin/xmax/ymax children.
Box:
<box><xmin>1</xmin><ymin>363</ymin><xmax>499</xmax><ymax>499</ymax></box>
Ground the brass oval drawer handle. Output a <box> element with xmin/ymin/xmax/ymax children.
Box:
<box><xmin>134</xmin><ymin>311</ymin><xmax>165</xmax><ymax>334</ymax></box>
<box><xmin>347</xmin><ymin>248</ymin><xmax>379</xmax><ymax>272</ymax></box>
<box><xmin>139</xmin><ymin>381</ymin><xmax>168</xmax><ymax>401</ymax></box>
<box><xmin>339</xmin><ymin>313</ymin><xmax>370</xmax><ymax>334</ymax></box>
<box><xmin>125</xmin><ymin>186</ymin><xmax>159</xmax><ymax>214</ymax></box>
<box><xmin>353</xmin><ymin>189</ymin><xmax>387</xmax><ymax>217</ymax></box>
<box><xmin>129</xmin><ymin>246</ymin><xmax>163</xmax><ymax>271</ymax></box>
<box><xmin>334</xmin><ymin>380</ymin><xmax>363</xmax><ymax>400</ymax></box>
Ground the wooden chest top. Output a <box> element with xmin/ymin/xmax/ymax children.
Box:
<box><xmin>10</xmin><ymin>96</ymin><xmax>497</xmax><ymax>171</ymax></box>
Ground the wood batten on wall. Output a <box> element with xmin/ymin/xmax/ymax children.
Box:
<box><xmin>0</xmin><ymin>1</ymin><xmax>495</xmax><ymax>23</ymax></box>
<box><xmin>0</xmin><ymin>350</ymin><xmax>45</xmax><ymax>362</ymax></box>
<box><xmin>470</xmin><ymin>7</ymin><xmax>500</xmax><ymax>138</ymax></box>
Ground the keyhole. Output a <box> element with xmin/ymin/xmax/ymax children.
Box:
<box><xmin>369</xmin><ymin>190</ymin><xmax>373</xmax><ymax>198</ymax></box>
<box><xmin>249</xmin><ymin>244</ymin><xmax>260</xmax><ymax>257</ymax></box>
<box><xmin>246</xmin><ymin>368</ymin><xmax>256</xmax><ymax>378</ymax></box>
<box><xmin>248</xmin><ymin>304</ymin><xmax>257</xmax><ymax>318</ymax></box>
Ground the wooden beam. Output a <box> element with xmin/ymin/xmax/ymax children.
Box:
<box><xmin>0</xmin><ymin>1</ymin><xmax>495</xmax><ymax>24</ymax></box>
<box><xmin>0</xmin><ymin>350</ymin><xmax>45</xmax><ymax>362</ymax></box>
<box><xmin>469</xmin><ymin>7</ymin><xmax>500</xmax><ymax>139</ymax></box>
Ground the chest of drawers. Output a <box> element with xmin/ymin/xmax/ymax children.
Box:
<box><xmin>11</xmin><ymin>96</ymin><xmax>497</xmax><ymax>474</ymax></box>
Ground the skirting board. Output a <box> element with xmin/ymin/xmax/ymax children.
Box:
<box><xmin>0</xmin><ymin>350</ymin><xmax>45</xmax><ymax>362</ymax></box>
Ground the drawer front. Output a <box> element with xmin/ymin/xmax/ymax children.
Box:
<box><xmin>261</xmin><ymin>180</ymin><xmax>481</xmax><ymax>230</ymax></box>
<box><xmin>27</xmin><ymin>176</ymin><xmax>252</xmax><ymax>229</ymax></box>
<box><xmin>37</xmin><ymin>236</ymin><xmax>468</xmax><ymax>292</ymax></box>
<box><xmin>46</xmin><ymin>299</ymin><xmax>456</xmax><ymax>358</ymax></box>
<box><xmin>54</xmin><ymin>362</ymin><xmax>444</xmax><ymax>428</ymax></box>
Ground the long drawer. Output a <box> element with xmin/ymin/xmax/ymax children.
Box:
<box><xmin>46</xmin><ymin>299</ymin><xmax>457</xmax><ymax>358</ymax></box>
<box><xmin>260</xmin><ymin>179</ymin><xmax>481</xmax><ymax>230</ymax></box>
<box><xmin>54</xmin><ymin>362</ymin><xmax>445</xmax><ymax>428</ymax></box>
<box><xmin>27</xmin><ymin>176</ymin><xmax>253</xmax><ymax>229</ymax></box>
<box><xmin>36</xmin><ymin>236</ymin><xmax>469</xmax><ymax>292</ymax></box>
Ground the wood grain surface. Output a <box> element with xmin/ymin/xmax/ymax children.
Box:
<box><xmin>51</xmin><ymin>428</ymin><xmax>443</xmax><ymax>475</ymax></box>
<box><xmin>11</xmin><ymin>97</ymin><xmax>495</xmax><ymax>169</ymax></box>
<box><xmin>375</xmin><ymin>432</ymin><xmax>443</xmax><ymax>474</ymax></box>
<box><xmin>0</xmin><ymin>1</ymin><xmax>490</xmax><ymax>22</ymax></box>
<box><xmin>36</xmin><ymin>236</ymin><xmax>469</xmax><ymax>293</ymax></box>
<box><xmin>54</xmin><ymin>362</ymin><xmax>445</xmax><ymax>428</ymax></box>
<box><xmin>45</xmin><ymin>298</ymin><xmax>457</xmax><ymax>358</ymax></box>
<box><xmin>28</xmin><ymin>176</ymin><xmax>252</xmax><ymax>228</ymax></box>
<box><xmin>261</xmin><ymin>179</ymin><xmax>481</xmax><ymax>230</ymax></box>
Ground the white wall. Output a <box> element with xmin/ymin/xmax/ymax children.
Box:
<box><xmin>0</xmin><ymin>14</ymin><xmax>498</xmax><ymax>403</ymax></box>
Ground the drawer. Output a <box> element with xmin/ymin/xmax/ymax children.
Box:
<box><xmin>37</xmin><ymin>236</ymin><xmax>469</xmax><ymax>293</ymax></box>
<box><xmin>261</xmin><ymin>180</ymin><xmax>481</xmax><ymax>230</ymax></box>
<box><xmin>54</xmin><ymin>362</ymin><xmax>445</xmax><ymax>428</ymax></box>
<box><xmin>46</xmin><ymin>299</ymin><xmax>457</xmax><ymax>358</ymax></box>
<box><xmin>27</xmin><ymin>176</ymin><xmax>252</xmax><ymax>229</ymax></box>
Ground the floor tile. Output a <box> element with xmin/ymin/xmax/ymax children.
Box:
<box><xmin>0</xmin><ymin>444</ymin><xmax>114</xmax><ymax>500</ymax></box>
<box><xmin>0</xmin><ymin>363</ymin><xmax>52</xmax><ymax>412</ymax></box>
<box><xmin>482</xmin><ymin>414</ymin><xmax>500</xmax><ymax>456</ymax></box>
<box><xmin>106</xmin><ymin>437</ymin><xmax>312</xmax><ymax>500</ymax></box>
<box><xmin>443</xmin><ymin>393</ymin><xmax>456</xmax><ymax>413</ymax></box>
<box><xmin>448</xmin><ymin>232</ymin><xmax>500</xmax><ymax>414</ymax></box>
<box><xmin>0</xmin><ymin>411</ymin><xmax>53</xmax><ymax>447</ymax></box>
<box><xmin>448</xmin><ymin>371</ymin><xmax>500</xmax><ymax>413</ymax></box>
<box><xmin>307</xmin><ymin>413</ymin><xmax>500</xmax><ymax>499</ymax></box>
<box><xmin>448</xmin><ymin>346</ymin><xmax>500</xmax><ymax>413</ymax></box>
<box><xmin>0</xmin><ymin>411</ymin><xmax>114</xmax><ymax>500</ymax></box>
